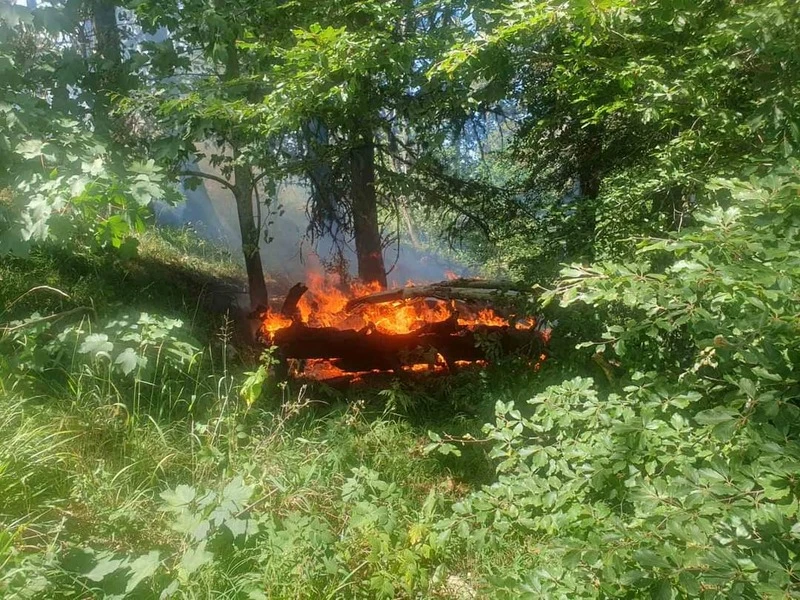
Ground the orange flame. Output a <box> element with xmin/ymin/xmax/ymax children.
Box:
<box><xmin>261</xmin><ymin>272</ymin><xmax>544</xmax><ymax>380</ymax></box>
<box><xmin>263</xmin><ymin>272</ymin><xmax>522</xmax><ymax>337</ymax></box>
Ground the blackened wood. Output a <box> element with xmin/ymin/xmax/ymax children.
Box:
<box><xmin>345</xmin><ymin>282</ymin><xmax>523</xmax><ymax>312</ymax></box>
<box><xmin>280</xmin><ymin>283</ymin><xmax>309</xmax><ymax>318</ymax></box>
<box><xmin>270</xmin><ymin>318</ymin><xmax>544</xmax><ymax>372</ymax></box>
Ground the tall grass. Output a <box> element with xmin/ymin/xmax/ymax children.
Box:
<box><xmin>0</xmin><ymin>349</ymin><xmax>488</xmax><ymax>597</ymax></box>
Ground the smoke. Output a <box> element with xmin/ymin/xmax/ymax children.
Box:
<box><xmin>154</xmin><ymin>174</ymin><xmax>474</xmax><ymax>288</ymax></box>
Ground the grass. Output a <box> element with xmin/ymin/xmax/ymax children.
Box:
<box><xmin>0</xmin><ymin>226</ymin><xmax>541</xmax><ymax>598</ymax></box>
<box><xmin>0</xmin><ymin>226</ymin><xmax>244</xmax><ymax>340</ymax></box>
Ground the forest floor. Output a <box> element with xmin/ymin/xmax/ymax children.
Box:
<box><xmin>0</xmin><ymin>227</ymin><xmax>548</xmax><ymax>599</ymax></box>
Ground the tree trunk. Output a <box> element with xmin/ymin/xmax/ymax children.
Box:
<box><xmin>350</xmin><ymin>127</ymin><xmax>387</xmax><ymax>288</ymax></box>
<box><xmin>304</xmin><ymin>118</ymin><xmax>340</xmax><ymax>224</ymax></box>
<box><xmin>223</xmin><ymin>33</ymin><xmax>268</xmax><ymax>310</ymax></box>
<box><xmin>91</xmin><ymin>0</ymin><xmax>122</xmax><ymax>67</ymax></box>
<box><xmin>232</xmin><ymin>152</ymin><xmax>269</xmax><ymax>310</ymax></box>
<box><xmin>573</xmin><ymin>124</ymin><xmax>603</xmax><ymax>260</ymax></box>
<box><xmin>89</xmin><ymin>0</ymin><xmax>124</xmax><ymax>134</ymax></box>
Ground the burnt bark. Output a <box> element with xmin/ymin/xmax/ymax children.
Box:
<box><xmin>350</xmin><ymin>127</ymin><xmax>387</xmax><ymax>288</ymax></box>
<box><xmin>270</xmin><ymin>319</ymin><xmax>544</xmax><ymax>372</ymax></box>
<box><xmin>280</xmin><ymin>283</ymin><xmax>308</xmax><ymax>318</ymax></box>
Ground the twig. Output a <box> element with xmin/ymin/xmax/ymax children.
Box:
<box><xmin>6</xmin><ymin>286</ymin><xmax>71</xmax><ymax>310</ymax></box>
<box><xmin>1</xmin><ymin>306</ymin><xmax>94</xmax><ymax>334</ymax></box>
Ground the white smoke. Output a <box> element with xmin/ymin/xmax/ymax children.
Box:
<box><xmin>154</xmin><ymin>172</ymin><xmax>474</xmax><ymax>288</ymax></box>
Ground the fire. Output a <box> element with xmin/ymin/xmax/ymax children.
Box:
<box><xmin>457</xmin><ymin>308</ymin><xmax>509</xmax><ymax>328</ymax></box>
<box><xmin>260</xmin><ymin>272</ymin><xmax>547</xmax><ymax>381</ymax></box>
<box><xmin>262</xmin><ymin>272</ymin><xmax>522</xmax><ymax>336</ymax></box>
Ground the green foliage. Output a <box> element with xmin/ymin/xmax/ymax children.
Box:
<box><xmin>3</xmin><ymin>309</ymin><xmax>203</xmax><ymax>406</ymax></box>
<box><xmin>0</xmin><ymin>4</ymin><xmax>174</xmax><ymax>256</ymax></box>
<box><xmin>3</xmin><ymin>1</ymin><xmax>800</xmax><ymax>599</ymax></box>
<box><xmin>425</xmin><ymin>165</ymin><xmax>800</xmax><ymax>597</ymax></box>
<box><xmin>433</xmin><ymin>0</ymin><xmax>800</xmax><ymax>272</ymax></box>
<box><xmin>240</xmin><ymin>348</ymin><xmax>281</xmax><ymax>409</ymax></box>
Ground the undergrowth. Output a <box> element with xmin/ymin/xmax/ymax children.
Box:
<box><xmin>0</xmin><ymin>226</ymin><xmax>506</xmax><ymax>599</ymax></box>
<box><xmin>3</xmin><ymin>163</ymin><xmax>800</xmax><ymax>600</ymax></box>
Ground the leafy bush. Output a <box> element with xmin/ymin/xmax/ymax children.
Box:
<box><xmin>428</xmin><ymin>165</ymin><xmax>800</xmax><ymax>597</ymax></box>
<box><xmin>2</xmin><ymin>310</ymin><xmax>204</xmax><ymax>415</ymax></box>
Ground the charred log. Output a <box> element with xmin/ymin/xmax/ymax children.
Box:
<box><xmin>270</xmin><ymin>317</ymin><xmax>544</xmax><ymax>373</ymax></box>
<box><xmin>280</xmin><ymin>283</ymin><xmax>309</xmax><ymax>318</ymax></box>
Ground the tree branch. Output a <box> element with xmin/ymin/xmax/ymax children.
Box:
<box><xmin>252</xmin><ymin>170</ymin><xmax>271</xmax><ymax>187</ymax></box>
<box><xmin>179</xmin><ymin>170</ymin><xmax>235</xmax><ymax>193</ymax></box>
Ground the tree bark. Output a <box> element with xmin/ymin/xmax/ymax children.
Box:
<box><xmin>232</xmin><ymin>156</ymin><xmax>269</xmax><ymax>310</ymax></box>
<box><xmin>223</xmin><ymin>34</ymin><xmax>268</xmax><ymax>310</ymax></box>
<box><xmin>88</xmin><ymin>0</ymin><xmax>125</xmax><ymax>134</ymax></box>
<box><xmin>91</xmin><ymin>0</ymin><xmax>122</xmax><ymax>68</ymax></box>
<box><xmin>350</xmin><ymin>127</ymin><xmax>387</xmax><ymax>288</ymax></box>
<box><xmin>574</xmin><ymin>124</ymin><xmax>604</xmax><ymax>260</ymax></box>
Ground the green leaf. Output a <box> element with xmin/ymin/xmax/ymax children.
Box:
<box><xmin>15</xmin><ymin>139</ymin><xmax>45</xmax><ymax>158</ymax></box>
<box><xmin>633</xmin><ymin>549</ymin><xmax>671</xmax><ymax>569</ymax></box>
<box><xmin>225</xmin><ymin>517</ymin><xmax>257</xmax><ymax>538</ymax></box>
<box><xmin>114</xmin><ymin>347</ymin><xmax>140</xmax><ymax>376</ymax></box>
<box><xmin>85</xmin><ymin>556</ymin><xmax>127</xmax><ymax>582</ymax></box>
<box><xmin>678</xmin><ymin>571</ymin><xmax>701</xmax><ymax>596</ymax></box>
<box><xmin>222</xmin><ymin>476</ymin><xmax>254</xmax><ymax>510</ymax></box>
<box><xmin>694</xmin><ymin>407</ymin><xmax>739</xmax><ymax>426</ymax></box>
<box><xmin>179</xmin><ymin>541</ymin><xmax>213</xmax><ymax>577</ymax></box>
<box><xmin>79</xmin><ymin>333</ymin><xmax>113</xmax><ymax>356</ymax></box>
<box><xmin>118</xmin><ymin>237</ymin><xmax>140</xmax><ymax>260</ymax></box>
<box><xmin>652</xmin><ymin>579</ymin><xmax>673</xmax><ymax>600</ymax></box>
<box><xmin>240</xmin><ymin>366</ymin><xmax>267</xmax><ymax>408</ymax></box>
<box><xmin>95</xmin><ymin>215</ymin><xmax>130</xmax><ymax>248</ymax></box>
<box><xmin>160</xmin><ymin>484</ymin><xmax>196</xmax><ymax>509</ymax></box>
<box><xmin>125</xmin><ymin>551</ymin><xmax>160</xmax><ymax>593</ymax></box>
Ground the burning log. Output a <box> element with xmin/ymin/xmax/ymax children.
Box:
<box><xmin>262</xmin><ymin>276</ymin><xmax>547</xmax><ymax>381</ymax></box>
<box><xmin>270</xmin><ymin>316</ymin><xmax>544</xmax><ymax>373</ymax></box>
<box><xmin>280</xmin><ymin>283</ymin><xmax>309</xmax><ymax>318</ymax></box>
<box><xmin>344</xmin><ymin>279</ymin><xmax>528</xmax><ymax>312</ymax></box>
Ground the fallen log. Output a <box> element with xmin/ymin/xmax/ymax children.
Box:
<box><xmin>440</xmin><ymin>278</ymin><xmax>530</xmax><ymax>291</ymax></box>
<box><xmin>345</xmin><ymin>280</ymin><xmax>526</xmax><ymax>312</ymax></box>
<box><xmin>270</xmin><ymin>317</ymin><xmax>544</xmax><ymax>372</ymax></box>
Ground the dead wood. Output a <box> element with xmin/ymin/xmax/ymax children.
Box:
<box><xmin>345</xmin><ymin>280</ymin><xmax>526</xmax><ymax>312</ymax></box>
<box><xmin>270</xmin><ymin>317</ymin><xmax>543</xmax><ymax>372</ymax></box>
<box><xmin>280</xmin><ymin>283</ymin><xmax>309</xmax><ymax>318</ymax></box>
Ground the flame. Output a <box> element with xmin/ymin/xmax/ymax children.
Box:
<box><xmin>457</xmin><ymin>308</ymin><xmax>510</xmax><ymax>328</ymax></box>
<box><xmin>261</xmin><ymin>272</ymin><xmax>544</xmax><ymax>380</ymax></box>
<box><xmin>264</xmin><ymin>272</ymin><xmax>517</xmax><ymax>336</ymax></box>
